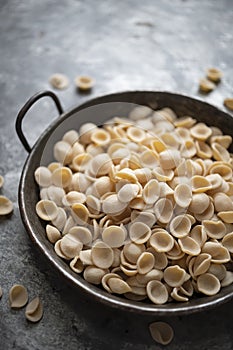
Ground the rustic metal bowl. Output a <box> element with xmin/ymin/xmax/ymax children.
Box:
<box><xmin>16</xmin><ymin>90</ymin><xmax>233</xmax><ymax>315</ymax></box>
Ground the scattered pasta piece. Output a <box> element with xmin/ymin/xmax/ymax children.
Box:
<box><xmin>49</xmin><ymin>73</ymin><xmax>69</xmax><ymax>90</ymax></box>
<box><xmin>9</xmin><ymin>284</ymin><xmax>28</xmax><ymax>309</ymax></box>
<box><xmin>206</xmin><ymin>68</ymin><xmax>222</xmax><ymax>83</ymax></box>
<box><xmin>149</xmin><ymin>321</ymin><xmax>174</xmax><ymax>345</ymax></box>
<box><xmin>0</xmin><ymin>175</ymin><xmax>4</xmax><ymax>189</ymax></box>
<box><xmin>224</xmin><ymin>98</ymin><xmax>233</xmax><ymax>111</ymax></box>
<box><xmin>75</xmin><ymin>75</ymin><xmax>95</xmax><ymax>91</ymax></box>
<box><xmin>0</xmin><ymin>195</ymin><xmax>13</xmax><ymax>216</ymax></box>
<box><xmin>199</xmin><ymin>78</ymin><xmax>216</xmax><ymax>93</ymax></box>
<box><xmin>25</xmin><ymin>297</ymin><xmax>43</xmax><ymax>323</ymax></box>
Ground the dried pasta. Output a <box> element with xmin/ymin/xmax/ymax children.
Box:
<box><xmin>34</xmin><ymin>103</ymin><xmax>233</xmax><ymax>305</ymax></box>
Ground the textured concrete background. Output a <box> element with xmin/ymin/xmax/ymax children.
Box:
<box><xmin>0</xmin><ymin>0</ymin><xmax>233</xmax><ymax>349</ymax></box>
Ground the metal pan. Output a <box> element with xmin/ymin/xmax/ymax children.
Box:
<box><xmin>16</xmin><ymin>90</ymin><xmax>233</xmax><ymax>315</ymax></box>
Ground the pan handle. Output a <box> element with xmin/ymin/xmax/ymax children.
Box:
<box><xmin>16</xmin><ymin>90</ymin><xmax>64</xmax><ymax>153</ymax></box>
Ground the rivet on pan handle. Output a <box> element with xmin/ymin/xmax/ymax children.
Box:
<box><xmin>15</xmin><ymin>90</ymin><xmax>64</xmax><ymax>153</ymax></box>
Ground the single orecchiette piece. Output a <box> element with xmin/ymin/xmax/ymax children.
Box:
<box><xmin>25</xmin><ymin>297</ymin><xmax>43</xmax><ymax>323</ymax></box>
<box><xmin>9</xmin><ymin>284</ymin><xmax>28</xmax><ymax>309</ymax></box>
<box><xmin>149</xmin><ymin>321</ymin><xmax>174</xmax><ymax>345</ymax></box>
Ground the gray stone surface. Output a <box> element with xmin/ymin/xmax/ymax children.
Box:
<box><xmin>0</xmin><ymin>0</ymin><xmax>233</xmax><ymax>349</ymax></box>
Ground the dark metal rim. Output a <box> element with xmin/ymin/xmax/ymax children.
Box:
<box><xmin>18</xmin><ymin>90</ymin><xmax>233</xmax><ymax>315</ymax></box>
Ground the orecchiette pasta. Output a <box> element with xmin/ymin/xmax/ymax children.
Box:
<box><xmin>34</xmin><ymin>104</ymin><xmax>233</xmax><ymax>306</ymax></box>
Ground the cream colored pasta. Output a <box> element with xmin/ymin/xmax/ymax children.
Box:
<box><xmin>34</xmin><ymin>104</ymin><xmax>233</xmax><ymax>306</ymax></box>
<box><xmin>46</xmin><ymin>224</ymin><xmax>61</xmax><ymax>243</ymax></box>
<box><xmin>149</xmin><ymin>321</ymin><xmax>174</xmax><ymax>345</ymax></box>
<box><xmin>164</xmin><ymin>265</ymin><xmax>187</xmax><ymax>287</ymax></box>
<box><xmin>49</xmin><ymin>73</ymin><xmax>69</xmax><ymax>89</ymax></box>
<box><xmin>34</xmin><ymin>166</ymin><xmax>52</xmax><ymax>187</ymax></box>
<box><xmin>169</xmin><ymin>215</ymin><xmax>191</xmax><ymax>239</ymax></box>
<box><xmin>0</xmin><ymin>195</ymin><xmax>13</xmax><ymax>216</ymax></box>
<box><xmin>75</xmin><ymin>75</ymin><xmax>95</xmax><ymax>91</ymax></box>
<box><xmin>197</xmin><ymin>273</ymin><xmax>221</xmax><ymax>296</ymax></box>
<box><xmin>206</xmin><ymin>68</ymin><xmax>222</xmax><ymax>82</ymax></box>
<box><xmin>0</xmin><ymin>175</ymin><xmax>4</xmax><ymax>189</ymax></box>
<box><xmin>9</xmin><ymin>284</ymin><xmax>28</xmax><ymax>309</ymax></box>
<box><xmin>25</xmin><ymin>297</ymin><xmax>43</xmax><ymax>323</ymax></box>
<box><xmin>147</xmin><ymin>280</ymin><xmax>169</xmax><ymax>305</ymax></box>
<box><xmin>149</xmin><ymin>230</ymin><xmax>174</xmax><ymax>253</ymax></box>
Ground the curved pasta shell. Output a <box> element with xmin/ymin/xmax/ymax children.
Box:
<box><xmin>174</xmin><ymin>184</ymin><xmax>192</xmax><ymax>208</ymax></box>
<box><xmin>70</xmin><ymin>256</ymin><xmax>84</xmax><ymax>274</ymax></box>
<box><xmin>211</xmin><ymin>142</ymin><xmax>230</xmax><ymax>162</ymax></box>
<box><xmin>129</xmin><ymin>222</ymin><xmax>151</xmax><ymax>244</ymax></box>
<box><xmin>222</xmin><ymin>232</ymin><xmax>233</xmax><ymax>253</ymax></box>
<box><xmin>71</xmin><ymin>203</ymin><xmax>89</xmax><ymax>224</ymax></box>
<box><xmin>196</xmin><ymin>141</ymin><xmax>212</xmax><ymax>159</ymax></box>
<box><xmin>142</xmin><ymin>179</ymin><xmax>160</xmax><ymax>205</ymax></box>
<box><xmin>202</xmin><ymin>220</ymin><xmax>226</xmax><ymax>239</ymax></box>
<box><xmin>208</xmin><ymin>263</ymin><xmax>226</xmax><ymax>281</ymax></box>
<box><xmin>118</xmin><ymin>183</ymin><xmax>140</xmax><ymax>203</ymax></box>
<box><xmin>62</xmin><ymin>191</ymin><xmax>86</xmax><ymax>206</ymax></box>
<box><xmin>69</xmin><ymin>226</ymin><xmax>92</xmax><ymax>245</ymax></box>
<box><xmin>102</xmin><ymin>273</ymin><xmax>122</xmax><ymax>293</ymax></box>
<box><xmin>153</xmin><ymin>198</ymin><xmax>173</xmax><ymax>224</ymax></box>
<box><xmin>159</xmin><ymin>149</ymin><xmax>181</xmax><ymax>170</ymax></box>
<box><xmin>180</xmin><ymin>140</ymin><xmax>197</xmax><ymax>158</ymax></box>
<box><xmin>36</xmin><ymin>199</ymin><xmax>58</xmax><ymax>221</ymax></box>
<box><xmin>164</xmin><ymin>265</ymin><xmax>187</xmax><ymax>287</ymax></box>
<box><xmin>140</xmin><ymin>150</ymin><xmax>159</xmax><ymax>169</ymax></box>
<box><xmin>136</xmin><ymin>252</ymin><xmax>155</xmax><ymax>274</ymax></box>
<box><xmin>62</xmin><ymin>130</ymin><xmax>79</xmax><ymax>145</ymax></box>
<box><xmin>123</xmin><ymin>242</ymin><xmax>146</xmax><ymax>264</ymax></box>
<box><xmin>91</xmin><ymin>241</ymin><xmax>114</xmax><ymax>269</ymax></box>
<box><xmin>193</xmin><ymin>253</ymin><xmax>211</xmax><ymax>276</ymax></box>
<box><xmin>128</xmin><ymin>105</ymin><xmax>152</xmax><ymax>121</ymax></box>
<box><xmin>90</xmin><ymin>153</ymin><xmax>112</xmax><ymax>177</ymax></box>
<box><xmin>209</xmin><ymin>162</ymin><xmax>232</xmax><ymax>181</ymax></box>
<box><xmin>134</xmin><ymin>168</ymin><xmax>153</xmax><ymax>184</ymax></box>
<box><xmin>194</xmin><ymin>202</ymin><xmax>215</xmax><ymax>221</ymax></box>
<box><xmin>190</xmin><ymin>225</ymin><xmax>207</xmax><ymax>247</ymax></box>
<box><xmin>25</xmin><ymin>297</ymin><xmax>43</xmax><ymax>323</ymax></box>
<box><xmin>149</xmin><ymin>321</ymin><xmax>174</xmax><ymax>345</ymax></box>
<box><xmin>171</xmin><ymin>287</ymin><xmax>189</xmax><ymax>302</ymax></box>
<box><xmin>210</xmin><ymin>135</ymin><xmax>232</xmax><ymax>149</ymax></box>
<box><xmin>102</xmin><ymin>194</ymin><xmax>128</xmax><ymax>215</ymax></box>
<box><xmin>9</xmin><ymin>284</ymin><xmax>28</xmax><ymax>309</ymax></box>
<box><xmin>152</xmin><ymin>167</ymin><xmax>174</xmax><ymax>182</ymax></box>
<box><xmin>60</xmin><ymin>234</ymin><xmax>83</xmax><ymax>259</ymax></box>
<box><xmin>46</xmin><ymin>225</ymin><xmax>61</xmax><ymax>243</ymax></box>
<box><xmin>169</xmin><ymin>215</ymin><xmax>191</xmax><ymax>238</ymax></box>
<box><xmin>147</xmin><ymin>280</ymin><xmax>169</xmax><ymax>305</ymax></box>
<box><xmin>190</xmin><ymin>123</ymin><xmax>212</xmax><ymax>141</ymax></box>
<box><xmin>102</xmin><ymin>225</ymin><xmax>126</xmax><ymax>248</ymax></box>
<box><xmin>202</xmin><ymin>242</ymin><xmax>230</xmax><ymax>263</ymax></box>
<box><xmin>191</xmin><ymin>176</ymin><xmax>212</xmax><ymax>193</ymax></box>
<box><xmin>52</xmin><ymin>167</ymin><xmax>73</xmax><ymax>188</ymax></box>
<box><xmin>213</xmin><ymin>193</ymin><xmax>233</xmax><ymax>212</ymax></box>
<box><xmin>197</xmin><ymin>273</ymin><xmax>220</xmax><ymax>296</ymax></box>
<box><xmin>178</xmin><ymin>236</ymin><xmax>201</xmax><ymax>256</ymax></box>
<box><xmin>149</xmin><ymin>230</ymin><xmax>174</xmax><ymax>253</ymax></box>
<box><xmin>188</xmin><ymin>193</ymin><xmax>210</xmax><ymax>214</ymax></box>
<box><xmin>217</xmin><ymin>211</ymin><xmax>233</xmax><ymax>223</ymax></box>
<box><xmin>53</xmin><ymin>140</ymin><xmax>73</xmax><ymax>164</ymax></box>
<box><xmin>91</xmin><ymin>128</ymin><xmax>111</xmax><ymax>146</ymax></box>
<box><xmin>34</xmin><ymin>166</ymin><xmax>52</xmax><ymax>187</ymax></box>
<box><xmin>0</xmin><ymin>195</ymin><xmax>14</xmax><ymax>216</ymax></box>
<box><xmin>166</xmin><ymin>240</ymin><xmax>185</xmax><ymax>260</ymax></box>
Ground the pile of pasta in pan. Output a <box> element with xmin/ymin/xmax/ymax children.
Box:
<box><xmin>34</xmin><ymin>105</ymin><xmax>233</xmax><ymax>304</ymax></box>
